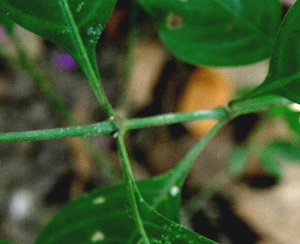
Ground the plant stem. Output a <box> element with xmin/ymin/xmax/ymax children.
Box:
<box><xmin>151</xmin><ymin>119</ymin><xmax>229</xmax><ymax>209</ymax></box>
<box><xmin>184</xmin><ymin>170</ymin><xmax>231</xmax><ymax>217</ymax></box>
<box><xmin>0</xmin><ymin>121</ymin><xmax>118</xmax><ymax>142</ymax></box>
<box><xmin>170</xmin><ymin>119</ymin><xmax>229</xmax><ymax>187</ymax></box>
<box><xmin>0</xmin><ymin>108</ymin><xmax>230</xmax><ymax>143</ymax></box>
<box><xmin>123</xmin><ymin>107</ymin><xmax>229</xmax><ymax>130</ymax></box>
<box><xmin>230</xmin><ymin>96</ymin><xmax>291</xmax><ymax>116</ymax></box>
<box><xmin>5</xmin><ymin>33</ymin><xmax>121</xmax><ymax>182</ymax></box>
<box><xmin>59</xmin><ymin>0</ymin><xmax>117</xmax><ymax>118</ymax></box>
<box><xmin>116</xmin><ymin>130</ymin><xmax>150</xmax><ymax>244</ymax></box>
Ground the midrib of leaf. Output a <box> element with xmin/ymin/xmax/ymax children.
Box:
<box><xmin>58</xmin><ymin>0</ymin><xmax>116</xmax><ymax>117</ymax></box>
<box><xmin>213</xmin><ymin>0</ymin><xmax>274</xmax><ymax>45</ymax></box>
<box><xmin>132</xmin><ymin>120</ymin><xmax>228</xmax><ymax>243</ymax></box>
<box><xmin>116</xmin><ymin>132</ymin><xmax>151</xmax><ymax>244</ymax></box>
<box><xmin>58</xmin><ymin>0</ymin><xmax>97</xmax><ymax>87</ymax></box>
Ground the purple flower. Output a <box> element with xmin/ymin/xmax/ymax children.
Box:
<box><xmin>55</xmin><ymin>49</ymin><xmax>77</xmax><ymax>71</ymax></box>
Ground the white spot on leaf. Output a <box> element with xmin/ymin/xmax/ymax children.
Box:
<box><xmin>289</xmin><ymin>103</ymin><xmax>300</xmax><ymax>112</ymax></box>
<box><xmin>76</xmin><ymin>2</ymin><xmax>85</xmax><ymax>12</ymax></box>
<box><xmin>170</xmin><ymin>186</ymin><xmax>180</xmax><ymax>196</ymax></box>
<box><xmin>91</xmin><ymin>231</ymin><xmax>105</xmax><ymax>242</ymax></box>
<box><xmin>93</xmin><ymin>196</ymin><xmax>105</xmax><ymax>204</ymax></box>
<box><xmin>87</xmin><ymin>24</ymin><xmax>103</xmax><ymax>44</ymax></box>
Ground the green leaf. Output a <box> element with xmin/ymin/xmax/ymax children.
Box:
<box><xmin>0</xmin><ymin>12</ymin><xmax>14</xmax><ymax>34</ymax></box>
<box><xmin>231</xmin><ymin>0</ymin><xmax>300</xmax><ymax>105</ymax></box>
<box><xmin>135</xmin><ymin>198</ymin><xmax>216</xmax><ymax>244</ymax></box>
<box><xmin>0</xmin><ymin>0</ymin><xmax>117</xmax><ymax>80</ymax></box>
<box><xmin>0</xmin><ymin>240</ymin><xmax>12</xmax><ymax>244</ymax></box>
<box><xmin>36</xmin><ymin>174</ymin><xmax>215</xmax><ymax>243</ymax></box>
<box><xmin>138</xmin><ymin>0</ymin><xmax>281</xmax><ymax>66</ymax></box>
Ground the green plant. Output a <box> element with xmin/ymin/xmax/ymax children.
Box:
<box><xmin>0</xmin><ymin>0</ymin><xmax>299</xmax><ymax>243</ymax></box>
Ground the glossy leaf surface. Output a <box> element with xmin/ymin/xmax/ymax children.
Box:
<box><xmin>0</xmin><ymin>0</ymin><xmax>117</xmax><ymax>78</ymax></box>
<box><xmin>232</xmin><ymin>0</ymin><xmax>300</xmax><ymax>104</ymax></box>
<box><xmin>138</xmin><ymin>0</ymin><xmax>281</xmax><ymax>66</ymax></box>
<box><xmin>36</xmin><ymin>174</ymin><xmax>215</xmax><ymax>243</ymax></box>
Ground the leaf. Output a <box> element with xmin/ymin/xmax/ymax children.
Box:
<box><xmin>135</xmin><ymin>198</ymin><xmax>216</xmax><ymax>244</ymax></box>
<box><xmin>36</xmin><ymin>173</ymin><xmax>215</xmax><ymax>243</ymax></box>
<box><xmin>0</xmin><ymin>239</ymin><xmax>13</xmax><ymax>244</ymax></box>
<box><xmin>0</xmin><ymin>0</ymin><xmax>117</xmax><ymax>79</ymax></box>
<box><xmin>0</xmin><ymin>12</ymin><xmax>14</xmax><ymax>34</ymax></box>
<box><xmin>231</xmin><ymin>0</ymin><xmax>300</xmax><ymax>105</ymax></box>
<box><xmin>138</xmin><ymin>0</ymin><xmax>281</xmax><ymax>66</ymax></box>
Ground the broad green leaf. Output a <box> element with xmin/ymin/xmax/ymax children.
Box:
<box><xmin>0</xmin><ymin>0</ymin><xmax>117</xmax><ymax>79</ymax></box>
<box><xmin>135</xmin><ymin>197</ymin><xmax>216</xmax><ymax>244</ymax></box>
<box><xmin>231</xmin><ymin>0</ymin><xmax>300</xmax><ymax>105</ymax></box>
<box><xmin>0</xmin><ymin>12</ymin><xmax>14</xmax><ymax>34</ymax></box>
<box><xmin>36</xmin><ymin>174</ymin><xmax>215</xmax><ymax>243</ymax></box>
<box><xmin>138</xmin><ymin>0</ymin><xmax>281</xmax><ymax>66</ymax></box>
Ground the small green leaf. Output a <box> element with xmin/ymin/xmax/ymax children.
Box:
<box><xmin>231</xmin><ymin>0</ymin><xmax>300</xmax><ymax>105</ymax></box>
<box><xmin>138</xmin><ymin>0</ymin><xmax>281</xmax><ymax>66</ymax></box>
<box><xmin>36</xmin><ymin>174</ymin><xmax>215</xmax><ymax>243</ymax></box>
<box><xmin>0</xmin><ymin>12</ymin><xmax>14</xmax><ymax>34</ymax></box>
<box><xmin>0</xmin><ymin>0</ymin><xmax>117</xmax><ymax>79</ymax></box>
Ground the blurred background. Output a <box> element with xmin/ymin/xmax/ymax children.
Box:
<box><xmin>0</xmin><ymin>0</ymin><xmax>300</xmax><ymax>243</ymax></box>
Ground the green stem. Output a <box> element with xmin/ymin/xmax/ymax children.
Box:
<box><xmin>152</xmin><ymin>119</ymin><xmax>229</xmax><ymax>209</ymax></box>
<box><xmin>0</xmin><ymin>121</ymin><xmax>118</xmax><ymax>142</ymax></box>
<box><xmin>0</xmin><ymin>108</ymin><xmax>230</xmax><ymax>143</ymax></box>
<box><xmin>184</xmin><ymin>170</ymin><xmax>230</xmax><ymax>216</ymax></box>
<box><xmin>123</xmin><ymin>107</ymin><xmax>229</xmax><ymax>130</ymax></box>
<box><xmin>230</xmin><ymin>96</ymin><xmax>291</xmax><ymax>116</ymax></box>
<box><xmin>59</xmin><ymin>0</ymin><xmax>117</xmax><ymax>118</ymax></box>
<box><xmin>169</xmin><ymin>119</ymin><xmax>229</xmax><ymax>187</ymax></box>
<box><xmin>116</xmin><ymin>131</ymin><xmax>150</xmax><ymax>244</ymax></box>
<box><xmin>5</xmin><ymin>33</ymin><xmax>121</xmax><ymax>182</ymax></box>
